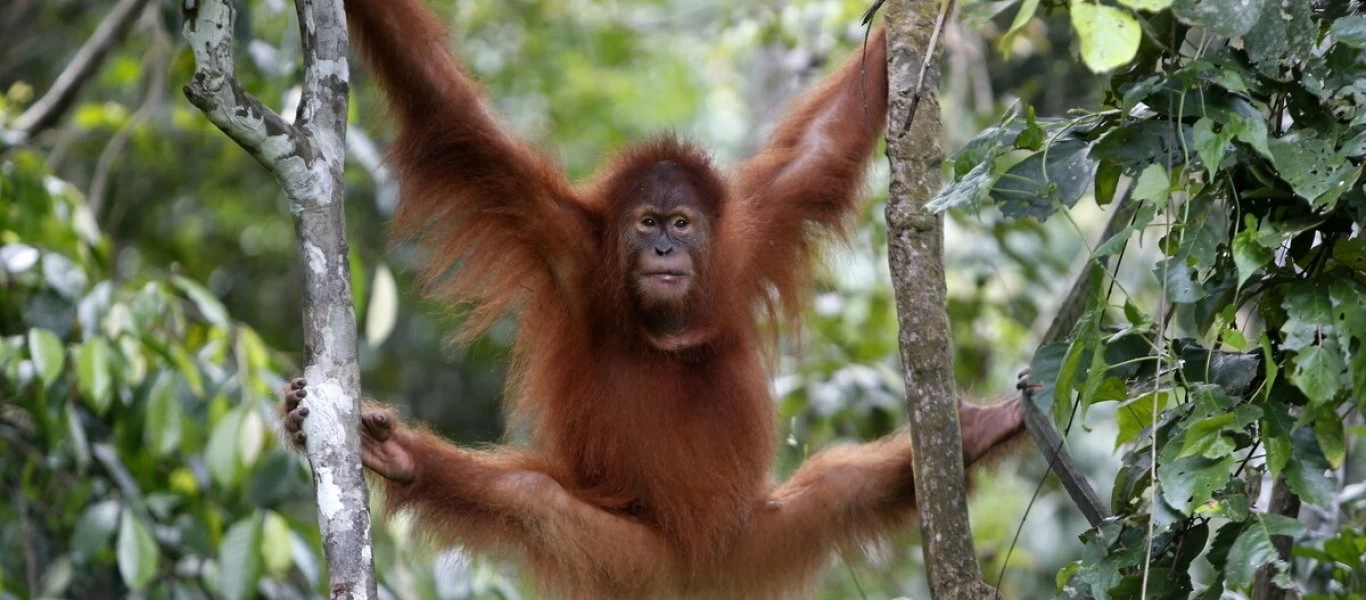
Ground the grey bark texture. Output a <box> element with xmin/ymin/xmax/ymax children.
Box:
<box><xmin>181</xmin><ymin>1</ymin><xmax>377</xmax><ymax>598</ymax></box>
<box><xmin>883</xmin><ymin>1</ymin><xmax>994</xmax><ymax>598</ymax></box>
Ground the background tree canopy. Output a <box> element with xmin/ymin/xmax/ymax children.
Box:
<box><xmin>1</xmin><ymin>0</ymin><xmax>1361</xmax><ymax>599</ymax></box>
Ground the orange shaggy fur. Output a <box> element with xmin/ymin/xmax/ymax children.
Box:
<box><xmin>335</xmin><ymin>0</ymin><xmax>1025</xmax><ymax>597</ymax></box>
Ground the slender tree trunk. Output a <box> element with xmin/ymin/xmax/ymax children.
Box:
<box><xmin>181</xmin><ymin>0</ymin><xmax>377</xmax><ymax>598</ymax></box>
<box><xmin>883</xmin><ymin>1</ymin><xmax>993</xmax><ymax>597</ymax></box>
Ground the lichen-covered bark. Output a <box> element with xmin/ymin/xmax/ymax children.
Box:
<box><xmin>182</xmin><ymin>1</ymin><xmax>376</xmax><ymax>598</ymax></box>
<box><xmin>883</xmin><ymin>1</ymin><xmax>994</xmax><ymax>598</ymax></box>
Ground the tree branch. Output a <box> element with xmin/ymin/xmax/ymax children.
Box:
<box><xmin>89</xmin><ymin>2</ymin><xmax>168</xmax><ymax>215</ymax></box>
<box><xmin>1020</xmin><ymin>194</ymin><xmax>1137</xmax><ymax>528</ymax></box>
<box><xmin>7</xmin><ymin>0</ymin><xmax>153</xmax><ymax>140</ymax></box>
<box><xmin>884</xmin><ymin>0</ymin><xmax>994</xmax><ymax>597</ymax></box>
<box><xmin>181</xmin><ymin>0</ymin><xmax>377</xmax><ymax>598</ymax></box>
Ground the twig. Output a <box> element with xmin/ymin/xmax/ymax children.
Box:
<box><xmin>89</xmin><ymin>3</ymin><xmax>169</xmax><ymax>215</ymax></box>
<box><xmin>897</xmin><ymin>0</ymin><xmax>954</xmax><ymax>137</ymax></box>
<box><xmin>7</xmin><ymin>0</ymin><xmax>154</xmax><ymax>140</ymax></box>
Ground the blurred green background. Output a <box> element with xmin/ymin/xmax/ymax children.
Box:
<box><xmin>1</xmin><ymin>0</ymin><xmax>1130</xmax><ymax>598</ymax></box>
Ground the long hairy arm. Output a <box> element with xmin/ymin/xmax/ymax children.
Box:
<box><xmin>729</xmin><ymin>27</ymin><xmax>888</xmax><ymax>321</ymax></box>
<box><xmin>379</xmin><ymin>429</ymin><xmax>676</xmax><ymax>594</ymax></box>
<box><xmin>728</xmin><ymin>400</ymin><xmax>1024</xmax><ymax>594</ymax></box>
<box><xmin>347</xmin><ymin>0</ymin><xmax>597</xmax><ymax>337</ymax></box>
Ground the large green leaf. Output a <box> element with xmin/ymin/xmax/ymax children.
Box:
<box><xmin>71</xmin><ymin>500</ymin><xmax>121</xmax><ymax>564</ymax></box>
<box><xmin>1158</xmin><ymin>429</ymin><xmax>1234</xmax><ymax>515</ymax></box>
<box><xmin>171</xmin><ymin>275</ymin><xmax>230</xmax><ymax>329</ymax></box>
<box><xmin>219</xmin><ymin>515</ymin><xmax>264</xmax><ymax>600</ymax></box>
<box><xmin>1171</xmin><ymin>0</ymin><xmax>1264</xmax><ymax>37</ymax></box>
<box><xmin>1244</xmin><ymin>0</ymin><xmax>1314</xmax><ymax>73</ymax></box>
<box><xmin>1225</xmin><ymin>514</ymin><xmax>1306</xmax><ymax>587</ymax></box>
<box><xmin>261</xmin><ymin>511</ymin><xmax>294</xmax><ymax>577</ymax></box>
<box><xmin>76</xmin><ymin>337</ymin><xmax>113</xmax><ymax>414</ymax></box>
<box><xmin>144</xmin><ymin>372</ymin><xmax>183</xmax><ymax>456</ymax></box>
<box><xmin>116</xmin><ymin>510</ymin><xmax>158</xmax><ymax>590</ymax></box>
<box><xmin>1269</xmin><ymin>136</ymin><xmax>1354</xmax><ymax>207</ymax></box>
<box><xmin>206</xmin><ymin>407</ymin><xmax>245</xmax><ymax>488</ymax></box>
<box><xmin>993</xmin><ymin>140</ymin><xmax>1095</xmax><ymax>219</ymax></box>
<box><xmin>927</xmin><ymin>159</ymin><xmax>995</xmax><ymax>213</ymax></box>
<box><xmin>1332</xmin><ymin>15</ymin><xmax>1366</xmax><ymax>48</ymax></box>
<box><xmin>27</xmin><ymin>327</ymin><xmax>65</xmax><ymax>388</ymax></box>
<box><xmin>1070</xmin><ymin>2</ymin><xmax>1141</xmax><ymax>73</ymax></box>
<box><xmin>1289</xmin><ymin>342</ymin><xmax>1346</xmax><ymax>409</ymax></box>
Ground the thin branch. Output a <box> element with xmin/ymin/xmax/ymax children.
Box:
<box><xmin>897</xmin><ymin>0</ymin><xmax>954</xmax><ymax>137</ymax></box>
<box><xmin>8</xmin><ymin>0</ymin><xmax>154</xmax><ymax>139</ymax></box>
<box><xmin>89</xmin><ymin>3</ymin><xmax>169</xmax><ymax>215</ymax></box>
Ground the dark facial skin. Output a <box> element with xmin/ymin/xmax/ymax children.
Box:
<box><xmin>624</xmin><ymin>200</ymin><xmax>710</xmax><ymax>334</ymax></box>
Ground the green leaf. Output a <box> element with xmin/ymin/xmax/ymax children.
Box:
<box><xmin>1116</xmin><ymin>0</ymin><xmax>1171</xmax><ymax>10</ymax></box>
<box><xmin>168</xmin><ymin>343</ymin><xmax>204</xmax><ymax>397</ymax></box>
<box><xmin>1192</xmin><ymin>118</ymin><xmax>1232</xmax><ymax>178</ymax></box>
<box><xmin>1131</xmin><ymin>163</ymin><xmax>1171</xmax><ymax>209</ymax></box>
<box><xmin>1159</xmin><ymin>429</ymin><xmax>1234</xmax><ymax>514</ymax></box>
<box><xmin>206</xmin><ymin>407</ymin><xmax>245</xmax><ymax>489</ymax></box>
<box><xmin>1000</xmin><ymin>0</ymin><xmax>1041</xmax><ymax>55</ymax></box>
<box><xmin>1028</xmin><ymin>343</ymin><xmax>1069</xmax><ymax>414</ymax></box>
<box><xmin>1312</xmin><ymin>405</ymin><xmax>1346</xmax><ymax>469</ymax></box>
<box><xmin>1115</xmin><ymin>393</ymin><xmax>1164</xmax><ymax>449</ymax></box>
<box><xmin>76</xmin><ymin>338</ymin><xmax>113</xmax><ymax>414</ymax></box>
<box><xmin>1340</xmin><ymin>129</ymin><xmax>1366</xmax><ymax>159</ymax></box>
<box><xmin>993</xmin><ymin>139</ymin><xmax>1095</xmax><ymax>219</ymax></box>
<box><xmin>928</xmin><ymin>159</ymin><xmax>995</xmax><ymax>213</ymax></box>
<box><xmin>1281</xmin><ymin>283</ymin><xmax>1335</xmax><ymax>352</ymax></box>
<box><xmin>1284</xmin><ymin>426</ymin><xmax>1335</xmax><ymax>505</ymax></box>
<box><xmin>1289</xmin><ymin>342</ymin><xmax>1346</xmax><ymax>409</ymax></box>
<box><xmin>172</xmin><ymin>275</ymin><xmax>229</xmax><ymax>329</ymax></box>
<box><xmin>1172</xmin><ymin>0</ymin><xmax>1264</xmax><ymax>37</ymax></box>
<box><xmin>1178</xmin><ymin>404</ymin><xmax>1260</xmax><ymax>459</ymax></box>
<box><xmin>1015</xmin><ymin>121</ymin><xmax>1046</xmax><ymax>152</ymax></box>
<box><xmin>1225</xmin><ymin>514</ymin><xmax>1306</xmax><ymax>587</ymax></box>
<box><xmin>1243</xmin><ymin>0</ymin><xmax>1314</xmax><ymax>73</ymax></box>
<box><xmin>1269</xmin><ymin>136</ymin><xmax>1351</xmax><ymax>207</ymax></box>
<box><xmin>1095</xmin><ymin>203</ymin><xmax>1155</xmax><ymax>257</ymax></box>
<box><xmin>71</xmin><ymin>500</ymin><xmax>120</xmax><ymax>564</ymax></box>
<box><xmin>1094</xmin><ymin>160</ymin><xmax>1122</xmax><ymax>206</ymax></box>
<box><xmin>1228</xmin><ymin>112</ymin><xmax>1271</xmax><ymax>159</ymax></box>
<box><xmin>239</xmin><ymin>408</ymin><xmax>266</xmax><ymax>468</ymax></box>
<box><xmin>144</xmin><ymin>372</ymin><xmax>183</xmax><ymax>456</ymax></box>
<box><xmin>1070</xmin><ymin>1</ymin><xmax>1141</xmax><ymax>73</ymax></box>
<box><xmin>1333</xmin><ymin>15</ymin><xmax>1366</xmax><ymax>48</ymax></box>
<box><xmin>116</xmin><ymin>510</ymin><xmax>158</xmax><ymax>590</ymax></box>
<box><xmin>1054</xmin><ymin>327</ymin><xmax>1092</xmax><ymax>432</ymax></box>
<box><xmin>27</xmin><ymin>327</ymin><xmax>65</xmax><ymax>388</ymax></box>
<box><xmin>1157</xmin><ymin>257</ymin><xmax>1206</xmax><ymax>303</ymax></box>
<box><xmin>1091</xmin><ymin>121</ymin><xmax>1194</xmax><ymax>173</ymax></box>
<box><xmin>65</xmin><ymin>404</ymin><xmax>90</xmax><ymax>470</ymax></box>
<box><xmin>219</xmin><ymin>515</ymin><xmax>264</xmax><ymax>600</ymax></box>
<box><xmin>261</xmin><ymin>512</ymin><xmax>294</xmax><ymax>577</ymax></box>
<box><xmin>1231</xmin><ymin>229</ymin><xmax>1272</xmax><ymax>288</ymax></box>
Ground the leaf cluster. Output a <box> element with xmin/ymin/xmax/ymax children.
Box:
<box><xmin>942</xmin><ymin>0</ymin><xmax>1366</xmax><ymax>597</ymax></box>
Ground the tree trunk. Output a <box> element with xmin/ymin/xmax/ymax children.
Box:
<box><xmin>883</xmin><ymin>1</ymin><xmax>993</xmax><ymax>598</ymax></box>
<box><xmin>181</xmin><ymin>0</ymin><xmax>377</xmax><ymax>598</ymax></box>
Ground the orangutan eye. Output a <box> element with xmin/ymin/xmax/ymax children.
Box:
<box><xmin>641</xmin><ymin>217</ymin><xmax>657</xmax><ymax>228</ymax></box>
<box><xmin>673</xmin><ymin>218</ymin><xmax>689</xmax><ymax>229</ymax></box>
